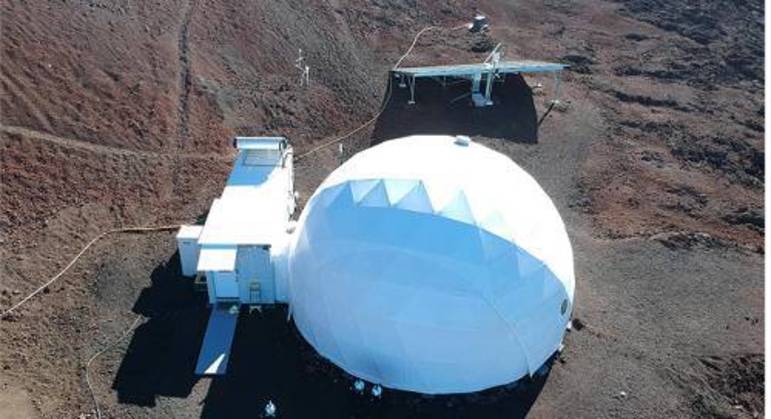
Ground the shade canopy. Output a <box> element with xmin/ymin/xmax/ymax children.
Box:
<box><xmin>288</xmin><ymin>135</ymin><xmax>575</xmax><ymax>394</ymax></box>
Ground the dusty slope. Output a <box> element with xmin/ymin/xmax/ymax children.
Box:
<box><xmin>0</xmin><ymin>0</ymin><xmax>764</xmax><ymax>418</ymax></box>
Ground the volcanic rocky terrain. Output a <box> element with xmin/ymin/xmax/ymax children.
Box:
<box><xmin>0</xmin><ymin>1</ymin><xmax>764</xmax><ymax>418</ymax></box>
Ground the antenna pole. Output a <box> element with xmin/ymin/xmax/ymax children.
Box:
<box><xmin>295</xmin><ymin>48</ymin><xmax>310</xmax><ymax>88</ymax></box>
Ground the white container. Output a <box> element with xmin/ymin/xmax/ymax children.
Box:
<box><xmin>176</xmin><ymin>225</ymin><xmax>203</xmax><ymax>277</ymax></box>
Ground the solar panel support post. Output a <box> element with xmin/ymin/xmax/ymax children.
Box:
<box><xmin>471</xmin><ymin>72</ymin><xmax>482</xmax><ymax>94</ymax></box>
<box><xmin>408</xmin><ymin>75</ymin><xmax>416</xmax><ymax>105</ymax></box>
<box><xmin>552</xmin><ymin>71</ymin><xmax>562</xmax><ymax>104</ymax></box>
<box><xmin>481</xmin><ymin>45</ymin><xmax>502</xmax><ymax>107</ymax></box>
<box><xmin>483</xmin><ymin>66</ymin><xmax>497</xmax><ymax>106</ymax></box>
<box><xmin>482</xmin><ymin>73</ymin><xmax>490</xmax><ymax>105</ymax></box>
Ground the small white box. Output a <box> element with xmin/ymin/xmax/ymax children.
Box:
<box><xmin>177</xmin><ymin>225</ymin><xmax>203</xmax><ymax>277</ymax></box>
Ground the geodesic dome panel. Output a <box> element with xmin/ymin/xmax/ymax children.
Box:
<box><xmin>288</xmin><ymin>135</ymin><xmax>574</xmax><ymax>394</ymax></box>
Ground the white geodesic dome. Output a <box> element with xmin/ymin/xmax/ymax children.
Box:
<box><xmin>288</xmin><ymin>135</ymin><xmax>575</xmax><ymax>394</ymax></box>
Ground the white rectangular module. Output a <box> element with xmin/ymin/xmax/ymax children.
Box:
<box><xmin>194</xmin><ymin>136</ymin><xmax>294</xmax><ymax>307</ymax></box>
<box><xmin>197</xmin><ymin>147</ymin><xmax>293</xmax><ymax>246</ymax></box>
<box><xmin>197</xmin><ymin>193</ymin><xmax>286</xmax><ymax>246</ymax></box>
<box><xmin>176</xmin><ymin>225</ymin><xmax>203</xmax><ymax>277</ymax></box>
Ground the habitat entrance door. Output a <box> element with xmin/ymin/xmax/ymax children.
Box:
<box><xmin>237</xmin><ymin>245</ymin><xmax>275</xmax><ymax>304</ymax></box>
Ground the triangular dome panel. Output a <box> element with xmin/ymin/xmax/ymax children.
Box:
<box><xmin>423</xmin><ymin>181</ymin><xmax>459</xmax><ymax>213</ymax></box>
<box><xmin>395</xmin><ymin>182</ymin><xmax>433</xmax><ymax>213</ymax></box>
<box><xmin>440</xmin><ymin>191</ymin><xmax>476</xmax><ymax>225</ymax></box>
<box><xmin>327</xmin><ymin>181</ymin><xmax>354</xmax><ymax>209</ymax></box>
<box><xmin>479</xmin><ymin>211</ymin><xmax>512</xmax><ymax>242</ymax></box>
<box><xmin>317</xmin><ymin>182</ymin><xmax>347</xmax><ymax>208</ymax></box>
<box><xmin>477</xmin><ymin>226</ymin><xmax>512</xmax><ymax>265</ymax></box>
<box><xmin>360</xmin><ymin>180</ymin><xmax>389</xmax><ymax>207</ymax></box>
<box><xmin>383</xmin><ymin>179</ymin><xmax>419</xmax><ymax>205</ymax></box>
<box><xmin>350</xmin><ymin>179</ymin><xmax>381</xmax><ymax>203</ymax></box>
<box><xmin>515</xmin><ymin>248</ymin><xmax>544</xmax><ymax>279</ymax></box>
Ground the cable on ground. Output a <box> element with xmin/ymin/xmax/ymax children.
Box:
<box><xmin>85</xmin><ymin>314</ymin><xmax>144</xmax><ymax>419</ymax></box>
<box><xmin>295</xmin><ymin>24</ymin><xmax>465</xmax><ymax>162</ymax></box>
<box><xmin>0</xmin><ymin>225</ymin><xmax>180</xmax><ymax>319</ymax></box>
<box><xmin>537</xmin><ymin>101</ymin><xmax>558</xmax><ymax>127</ymax></box>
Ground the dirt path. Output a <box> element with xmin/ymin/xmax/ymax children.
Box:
<box><xmin>176</xmin><ymin>0</ymin><xmax>196</xmax><ymax>149</ymax></box>
<box><xmin>0</xmin><ymin>124</ymin><xmax>229</xmax><ymax>161</ymax></box>
<box><xmin>168</xmin><ymin>0</ymin><xmax>199</xmax><ymax>199</ymax></box>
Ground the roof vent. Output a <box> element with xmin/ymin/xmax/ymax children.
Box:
<box><xmin>454</xmin><ymin>135</ymin><xmax>471</xmax><ymax>146</ymax></box>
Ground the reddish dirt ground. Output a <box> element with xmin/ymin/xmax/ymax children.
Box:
<box><xmin>0</xmin><ymin>1</ymin><xmax>763</xmax><ymax>418</ymax></box>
